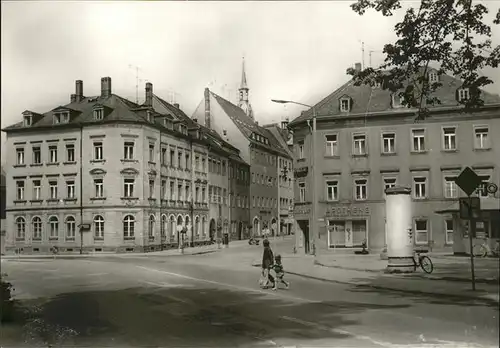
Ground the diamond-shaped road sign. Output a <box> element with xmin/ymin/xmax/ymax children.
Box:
<box><xmin>455</xmin><ymin>166</ymin><xmax>483</xmax><ymax>196</ymax></box>
<box><xmin>459</xmin><ymin>197</ymin><xmax>481</xmax><ymax>220</ymax></box>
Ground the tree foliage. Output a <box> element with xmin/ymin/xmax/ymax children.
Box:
<box><xmin>347</xmin><ymin>0</ymin><xmax>500</xmax><ymax>120</ymax></box>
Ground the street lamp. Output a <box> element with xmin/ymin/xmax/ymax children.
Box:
<box><xmin>272</xmin><ymin>99</ymin><xmax>317</xmax><ymax>255</ymax></box>
<box><xmin>277</xmin><ymin>164</ymin><xmax>289</xmax><ymax>244</ymax></box>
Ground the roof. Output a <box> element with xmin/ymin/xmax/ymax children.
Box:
<box><xmin>152</xmin><ymin>94</ymin><xmax>198</xmax><ymax>128</ymax></box>
<box><xmin>209</xmin><ymin>91</ymin><xmax>291</xmax><ymax>158</ymax></box>
<box><xmin>289</xmin><ymin>69</ymin><xmax>500</xmax><ymax>127</ymax></box>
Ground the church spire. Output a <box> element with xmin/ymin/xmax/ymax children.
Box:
<box><xmin>240</xmin><ymin>57</ymin><xmax>248</xmax><ymax>90</ymax></box>
<box><xmin>237</xmin><ymin>57</ymin><xmax>253</xmax><ymax>119</ymax></box>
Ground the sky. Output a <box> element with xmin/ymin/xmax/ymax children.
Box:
<box><xmin>2</xmin><ymin>1</ymin><xmax>500</xmax><ymax>164</ymax></box>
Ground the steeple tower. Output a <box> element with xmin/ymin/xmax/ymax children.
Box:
<box><xmin>237</xmin><ymin>57</ymin><xmax>253</xmax><ymax>119</ymax></box>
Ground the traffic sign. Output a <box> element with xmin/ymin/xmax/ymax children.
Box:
<box><xmin>455</xmin><ymin>167</ymin><xmax>483</xmax><ymax>196</ymax></box>
<box><xmin>459</xmin><ymin>197</ymin><xmax>481</xmax><ymax>220</ymax></box>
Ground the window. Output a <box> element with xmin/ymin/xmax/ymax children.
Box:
<box><xmin>16</xmin><ymin>217</ymin><xmax>26</xmax><ymax>239</ymax></box>
<box><xmin>32</xmin><ymin>146</ymin><xmax>41</xmax><ymax>164</ymax></box>
<box><xmin>474</xmin><ymin>126</ymin><xmax>490</xmax><ymax>149</ymax></box>
<box><xmin>195</xmin><ymin>156</ymin><xmax>200</xmax><ymax>170</ymax></box>
<box><xmin>428</xmin><ymin>72</ymin><xmax>438</xmax><ymax>83</ymax></box>
<box><xmin>65</xmin><ymin>144</ymin><xmax>75</xmax><ymax>162</ymax></box>
<box><xmin>411</xmin><ymin>129</ymin><xmax>426</xmax><ymax>152</ymax></box>
<box><xmin>201</xmin><ymin>187</ymin><xmax>206</xmax><ymax>202</ymax></box>
<box><xmin>340</xmin><ymin>98</ymin><xmax>351</xmax><ymax>112</ymax></box>
<box><xmin>148</xmin><ymin>215</ymin><xmax>155</xmax><ymax>239</ymax></box>
<box><xmin>149</xmin><ymin>144</ymin><xmax>155</xmax><ymax>162</ymax></box>
<box><xmin>149</xmin><ymin>180</ymin><xmax>155</xmax><ymax>198</ymax></box>
<box><xmin>195</xmin><ymin>187</ymin><xmax>200</xmax><ymax>202</ymax></box>
<box><xmin>161</xmin><ymin>180</ymin><xmax>167</xmax><ymax>199</ymax></box>
<box><xmin>161</xmin><ymin>147</ymin><xmax>167</xmax><ymax>165</ymax></box>
<box><xmin>185</xmin><ymin>185</ymin><xmax>190</xmax><ymax>201</ymax></box>
<box><xmin>325</xmin><ymin>135</ymin><xmax>338</xmax><ymax>156</ymax></box>
<box><xmin>124</xmin><ymin>178</ymin><xmax>135</xmax><ymax>197</ymax></box>
<box><xmin>442</xmin><ymin>127</ymin><xmax>456</xmax><ymax>150</ymax></box>
<box><xmin>326</xmin><ymin>180</ymin><xmax>338</xmax><ymax>201</ymax></box>
<box><xmin>170</xmin><ymin>149</ymin><xmax>175</xmax><ymax>165</ymax></box>
<box><xmin>170</xmin><ymin>181</ymin><xmax>175</xmax><ymax>200</ymax></box>
<box><xmin>444</xmin><ymin>176</ymin><xmax>458</xmax><ymax>198</ymax></box>
<box><xmin>201</xmin><ymin>158</ymin><xmax>206</xmax><ymax>171</ymax></box>
<box><xmin>178</xmin><ymin>151</ymin><xmax>183</xmax><ymax>169</ymax></box>
<box><xmin>24</xmin><ymin>115</ymin><xmax>32</xmax><ymax>126</ymax></box>
<box><xmin>354</xmin><ymin>179</ymin><xmax>368</xmax><ymax>200</ymax></box>
<box><xmin>66</xmin><ymin>180</ymin><xmax>75</xmax><ymax>199</ymax></box>
<box><xmin>413</xmin><ymin>177</ymin><xmax>427</xmax><ymax>199</ymax></box>
<box><xmin>16</xmin><ymin>181</ymin><xmax>25</xmax><ymax>200</ymax></box>
<box><xmin>382</xmin><ymin>133</ymin><xmax>396</xmax><ymax>154</ymax></box>
<box><xmin>178</xmin><ymin>184</ymin><xmax>183</xmax><ymax>200</ymax></box>
<box><xmin>458</xmin><ymin>88</ymin><xmax>470</xmax><ymax>101</ymax></box>
<box><xmin>66</xmin><ymin>216</ymin><xmax>76</xmax><ymax>239</ymax></box>
<box><xmin>353</xmin><ymin>134</ymin><xmax>367</xmax><ymax>155</ymax></box>
<box><xmin>16</xmin><ymin>148</ymin><xmax>25</xmax><ymax>165</ymax></box>
<box><xmin>161</xmin><ymin>215</ymin><xmax>167</xmax><ymax>238</ymax></box>
<box><xmin>124</xmin><ymin>142</ymin><xmax>134</xmax><ymax>160</ymax></box>
<box><xmin>49</xmin><ymin>145</ymin><xmax>58</xmax><ymax>163</ymax></box>
<box><xmin>49</xmin><ymin>180</ymin><xmax>58</xmax><ymax>199</ymax></box>
<box><xmin>298</xmin><ymin>141</ymin><xmax>304</xmax><ymax>159</ymax></box>
<box><xmin>445</xmin><ymin>219</ymin><xmax>454</xmax><ymax>245</ymax></box>
<box><xmin>32</xmin><ymin>180</ymin><xmax>41</xmax><ymax>200</ymax></box>
<box><xmin>299</xmin><ymin>182</ymin><xmax>306</xmax><ymax>202</ymax></box>
<box><xmin>49</xmin><ymin>216</ymin><xmax>59</xmax><ymax>239</ymax></box>
<box><xmin>93</xmin><ymin>142</ymin><xmax>103</xmax><ymax>160</ymax></box>
<box><xmin>383</xmin><ymin>177</ymin><xmax>397</xmax><ymax>194</ymax></box>
<box><xmin>186</xmin><ymin>154</ymin><xmax>191</xmax><ymax>170</ymax></box>
<box><xmin>92</xmin><ymin>215</ymin><xmax>104</xmax><ymax>239</ymax></box>
<box><xmin>414</xmin><ymin>219</ymin><xmax>429</xmax><ymax>244</ymax></box>
<box><xmin>32</xmin><ymin>217</ymin><xmax>42</xmax><ymax>240</ymax></box>
<box><xmin>123</xmin><ymin>215</ymin><xmax>135</xmax><ymax>239</ymax></box>
<box><xmin>94</xmin><ymin>178</ymin><xmax>103</xmax><ymax>198</ymax></box>
<box><xmin>94</xmin><ymin>109</ymin><xmax>104</xmax><ymax>120</ymax></box>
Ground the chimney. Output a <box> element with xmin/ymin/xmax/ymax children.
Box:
<box><xmin>355</xmin><ymin>62</ymin><xmax>362</xmax><ymax>72</ymax></box>
<box><xmin>101</xmin><ymin>77</ymin><xmax>112</xmax><ymax>98</ymax></box>
<box><xmin>204</xmin><ymin>88</ymin><xmax>211</xmax><ymax>129</ymax></box>
<box><xmin>173</xmin><ymin>103</ymin><xmax>180</xmax><ymax>109</ymax></box>
<box><xmin>70</xmin><ymin>94</ymin><xmax>77</xmax><ymax>103</ymax></box>
<box><xmin>75</xmin><ymin>80</ymin><xmax>83</xmax><ymax>102</ymax></box>
<box><xmin>145</xmin><ymin>82</ymin><xmax>153</xmax><ymax>106</ymax></box>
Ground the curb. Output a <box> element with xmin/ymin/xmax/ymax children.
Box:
<box><xmin>251</xmin><ymin>263</ymin><xmax>499</xmax><ymax>305</ymax></box>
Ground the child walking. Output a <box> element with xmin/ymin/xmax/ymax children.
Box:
<box><xmin>270</xmin><ymin>254</ymin><xmax>289</xmax><ymax>290</ymax></box>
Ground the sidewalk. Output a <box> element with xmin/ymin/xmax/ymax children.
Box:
<box><xmin>252</xmin><ymin>253</ymin><xmax>499</xmax><ymax>304</ymax></box>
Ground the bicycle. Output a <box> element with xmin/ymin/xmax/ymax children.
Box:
<box><xmin>473</xmin><ymin>239</ymin><xmax>500</xmax><ymax>258</ymax></box>
<box><xmin>412</xmin><ymin>250</ymin><xmax>434</xmax><ymax>274</ymax></box>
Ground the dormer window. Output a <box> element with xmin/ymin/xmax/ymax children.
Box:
<box><xmin>93</xmin><ymin>108</ymin><xmax>104</xmax><ymax>121</ymax></box>
<box><xmin>340</xmin><ymin>97</ymin><xmax>351</xmax><ymax>112</ymax></box>
<box><xmin>391</xmin><ymin>94</ymin><xmax>405</xmax><ymax>108</ymax></box>
<box><xmin>458</xmin><ymin>88</ymin><xmax>470</xmax><ymax>102</ymax></box>
<box><xmin>23</xmin><ymin>115</ymin><xmax>32</xmax><ymax>127</ymax></box>
<box><xmin>428</xmin><ymin>72</ymin><xmax>438</xmax><ymax>83</ymax></box>
<box><xmin>53</xmin><ymin>112</ymin><xmax>70</xmax><ymax>124</ymax></box>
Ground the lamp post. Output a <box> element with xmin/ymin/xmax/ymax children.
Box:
<box><xmin>272</xmin><ymin>99</ymin><xmax>317</xmax><ymax>255</ymax></box>
<box><xmin>276</xmin><ymin>164</ymin><xmax>289</xmax><ymax>247</ymax></box>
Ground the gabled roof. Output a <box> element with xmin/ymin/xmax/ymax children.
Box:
<box><xmin>152</xmin><ymin>94</ymin><xmax>198</xmax><ymax>128</ymax></box>
<box><xmin>209</xmin><ymin>91</ymin><xmax>290</xmax><ymax>158</ymax></box>
<box><xmin>289</xmin><ymin>69</ymin><xmax>500</xmax><ymax>127</ymax></box>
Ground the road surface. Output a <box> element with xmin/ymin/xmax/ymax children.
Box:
<box><xmin>1</xmin><ymin>248</ymin><xmax>498</xmax><ymax>348</ymax></box>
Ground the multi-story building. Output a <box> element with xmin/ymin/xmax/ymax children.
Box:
<box><xmin>288</xmin><ymin>64</ymin><xmax>500</xmax><ymax>255</ymax></box>
<box><xmin>1</xmin><ymin>167</ymin><xmax>6</xmax><ymax>254</ymax></box>
<box><xmin>192</xmin><ymin>61</ymin><xmax>293</xmax><ymax>236</ymax></box>
<box><xmin>1</xmin><ymin>77</ymin><xmax>249</xmax><ymax>254</ymax></box>
<box><xmin>262</xmin><ymin>120</ymin><xmax>295</xmax><ymax>235</ymax></box>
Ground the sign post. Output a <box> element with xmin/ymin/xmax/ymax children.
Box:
<box><xmin>455</xmin><ymin>166</ymin><xmax>483</xmax><ymax>291</ymax></box>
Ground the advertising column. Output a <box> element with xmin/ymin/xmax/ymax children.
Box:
<box><xmin>385</xmin><ymin>186</ymin><xmax>415</xmax><ymax>273</ymax></box>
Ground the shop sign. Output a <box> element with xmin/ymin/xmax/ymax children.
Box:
<box><xmin>326</xmin><ymin>206</ymin><xmax>370</xmax><ymax>217</ymax></box>
<box><xmin>294</xmin><ymin>206</ymin><xmax>311</xmax><ymax>215</ymax></box>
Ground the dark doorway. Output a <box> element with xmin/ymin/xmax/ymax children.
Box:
<box><xmin>209</xmin><ymin>219</ymin><xmax>216</xmax><ymax>242</ymax></box>
<box><xmin>238</xmin><ymin>222</ymin><xmax>243</xmax><ymax>240</ymax></box>
<box><xmin>297</xmin><ymin>220</ymin><xmax>310</xmax><ymax>254</ymax></box>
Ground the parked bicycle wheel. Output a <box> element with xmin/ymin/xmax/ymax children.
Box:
<box><xmin>472</xmin><ymin>244</ymin><xmax>487</xmax><ymax>258</ymax></box>
<box><xmin>419</xmin><ymin>255</ymin><xmax>434</xmax><ymax>274</ymax></box>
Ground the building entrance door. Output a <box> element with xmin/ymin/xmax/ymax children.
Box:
<box><xmin>297</xmin><ymin>220</ymin><xmax>310</xmax><ymax>254</ymax></box>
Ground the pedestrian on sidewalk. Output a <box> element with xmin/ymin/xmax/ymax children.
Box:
<box><xmin>260</xmin><ymin>239</ymin><xmax>275</xmax><ymax>289</ymax></box>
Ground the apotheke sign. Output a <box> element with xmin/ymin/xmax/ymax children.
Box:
<box><xmin>326</xmin><ymin>206</ymin><xmax>370</xmax><ymax>217</ymax></box>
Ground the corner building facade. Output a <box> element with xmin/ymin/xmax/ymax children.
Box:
<box><xmin>2</xmin><ymin>77</ymin><xmax>249</xmax><ymax>254</ymax></box>
<box><xmin>289</xmin><ymin>66</ymin><xmax>500</xmax><ymax>255</ymax></box>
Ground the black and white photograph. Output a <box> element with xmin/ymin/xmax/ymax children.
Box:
<box><xmin>1</xmin><ymin>0</ymin><xmax>499</xmax><ymax>347</ymax></box>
